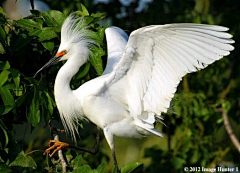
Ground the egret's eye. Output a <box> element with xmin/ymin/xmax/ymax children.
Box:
<box><xmin>56</xmin><ymin>50</ymin><xmax>67</xmax><ymax>58</ymax></box>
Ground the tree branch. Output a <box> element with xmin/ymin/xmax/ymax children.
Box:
<box><xmin>54</xmin><ymin>135</ymin><xmax>67</xmax><ymax>173</ymax></box>
<box><xmin>48</xmin><ymin>122</ymin><xmax>67</xmax><ymax>172</ymax></box>
<box><xmin>219</xmin><ymin>108</ymin><xmax>240</xmax><ymax>154</ymax></box>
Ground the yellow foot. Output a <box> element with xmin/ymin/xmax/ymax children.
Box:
<box><xmin>43</xmin><ymin>140</ymin><xmax>69</xmax><ymax>157</ymax></box>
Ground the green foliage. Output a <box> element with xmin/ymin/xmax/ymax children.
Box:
<box><xmin>0</xmin><ymin>4</ymin><xmax>110</xmax><ymax>173</ymax></box>
<box><xmin>9</xmin><ymin>151</ymin><xmax>37</xmax><ymax>168</ymax></box>
<box><xmin>120</xmin><ymin>162</ymin><xmax>143</xmax><ymax>173</ymax></box>
<box><xmin>0</xmin><ymin>1</ymin><xmax>240</xmax><ymax>173</ymax></box>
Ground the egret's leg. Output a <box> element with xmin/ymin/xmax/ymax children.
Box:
<box><xmin>103</xmin><ymin>127</ymin><xmax>120</xmax><ymax>173</ymax></box>
<box><xmin>69</xmin><ymin>130</ymin><xmax>100</xmax><ymax>154</ymax></box>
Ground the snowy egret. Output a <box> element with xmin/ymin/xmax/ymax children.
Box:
<box><xmin>35</xmin><ymin>14</ymin><xmax>234</xmax><ymax>168</ymax></box>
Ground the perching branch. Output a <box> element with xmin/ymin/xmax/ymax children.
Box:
<box><xmin>54</xmin><ymin>135</ymin><xmax>67</xmax><ymax>173</ymax></box>
<box><xmin>219</xmin><ymin>108</ymin><xmax>240</xmax><ymax>154</ymax></box>
<box><xmin>48</xmin><ymin>122</ymin><xmax>67</xmax><ymax>173</ymax></box>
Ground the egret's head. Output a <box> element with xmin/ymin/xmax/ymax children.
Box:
<box><xmin>34</xmin><ymin>14</ymin><xmax>96</xmax><ymax>77</ymax></box>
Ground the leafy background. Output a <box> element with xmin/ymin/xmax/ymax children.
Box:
<box><xmin>0</xmin><ymin>0</ymin><xmax>240</xmax><ymax>172</ymax></box>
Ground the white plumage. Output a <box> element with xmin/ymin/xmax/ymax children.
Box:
<box><xmin>37</xmin><ymin>14</ymin><xmax>234</xmax><ymax>167</ymax></box>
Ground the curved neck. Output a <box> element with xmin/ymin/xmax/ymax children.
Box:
<box><xmin>54</xmin><ymin>54</ymin><xmax>87</xmax><ymax>100</ymax></box>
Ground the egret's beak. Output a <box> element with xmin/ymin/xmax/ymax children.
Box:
<box><xmin>33</xmin><ymin>50</ymin><xmax>67</xmax><ymax>78</ymax></box>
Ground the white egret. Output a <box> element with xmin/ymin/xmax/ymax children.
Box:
<box><xmin>35</xmin><ymin>14</ymin><xmax>234</xmax><ymax>169</ymax></box>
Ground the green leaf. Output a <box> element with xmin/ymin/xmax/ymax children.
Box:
<box><xmin>96</xmin><ymin>163</ymin><xmax>107</xmax><ymax>173</ymax></box>
<box><xmin>0</xmin><ymin>105</ymin><xmax>14</xmax><ymax>115</ymax></box>
<box><xmin>0</xmin><ymin>162</ymin><xmax>11</xmax><ymax>173</ymax></box>
<box><xmin>41</xmin><ymin>41</ymin><xmax>54</xmax><ymax>52</ymax></box>
<box><xmin>91</xmin><ymin>12</ymin><xmax>106</xmax><ymax>19</ymax></box>
<box><xmin>190</xmin><ymin>150</ymin><xmax>199</xmax><ymax>164</ymax></box>
<box><xmin>121</xmin><ymin>162</ymin><xmax>143</xmax><ymax>173</ymax></box>
<box><xmin>75</xmin><ymin>62</ymin><xmax>90</xmax><ymax>79</ymax></box>
<box><xmin>97</xmin><ymin>27</ymin><xmax>107</xmax><ymax>44</ymax></box>
<box><xmin>73</xmin><ymin>155</ymin><xmax>83</xmax><ymax>169</ymax></box>
<box><xmin>9</xmin><ymin>69</ymin><xmax>20</xmax><ymax>89</ymax></box>
<box><xmin>0</xmin><ymin>120</ymin><xmax>9</xmax><ymax>148</ymax></box>
<box><xmin>42</xmin><ymin>10</ymin><xmax>66</xmax><ymax>28</ymax></box>
<box><xmin>171</xmin><ymin>157</ymin><xmax>186</xmax><ymax>170</ymax></box>
<box><xmin>0</xmin><ymin>70</ymin><xmax>10</xmax><ymax>87</ymax></box>
<box><xmin>73</xmin><ymin>165</ymin><xmax>93</xmax><ymax>173</ymax></box>
<box><xmin>29</xmin><ymin>28</ymin><xmax>42</xmax><ymax>36</ymax></box>
<box><xmin>17</xmin><ymin>19</ymin><xmax>42</xmax><ymax>30</ymax></box>
<box><xmin>0</xmin><ymin>7</ymin><xmax>7</xmax><ymax>17</ymax></box>
<box><xmin>74</xmin><ymin>4</ymin><xmax>89</xmax><ymax>16</ymax></box>
<box><xmin>27</xmin><ymin>88</ymin><xmax>40</xmax><ymax>127</ymax></box>
<box><xmin>0</xmin><ymin>26</ymin><xmax>6</xmax><ymax>42</ymax></box>
<box><xmin>91</xmin><ymin>13</ymin><xmax>106</xmax><ymax>24</ymax></box>
<box><xmin>9</xmin><ymin>151</ymin><xmax>37</xmax><ymax>168</ymax></box>
<box><xmin>89</xmin><ymin>47</ymin><xmax>104</xmax><ymax>75</ymax></box>
<box><xmin>12</xmin><ymin>34</ymin><xmax>32</xmax><ymax>51</ymax></box>
<box><xmin>38</xmin><ymin>28</ymin><xmax>58</xmax><ymax>41</ymax></box>
<box><xmin>0</xmin><ymin>61</ymin><xmax>10</xmax><ymax>70</ymax></box>
<box><xmin>44</xmin><ymin>91</ymin><xmax>54</xmax><ymax>115</ymax></box>
<box><xmin>0</xmin><ymin>86</ymin><xmax>14</xmax><ymax>106</ymax></box>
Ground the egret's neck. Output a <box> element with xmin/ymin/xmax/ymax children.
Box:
<box><xmin>54</xmin><ymin>54</ymin><xmax>87</xmax><ymax>103</ymax></box>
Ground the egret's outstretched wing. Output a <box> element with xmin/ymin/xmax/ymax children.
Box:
<box><xmin>103</xmin><ymin>27</ymin><xmax>128</xmax><ymax>75</ymax></box>
<box><xmin>99</xmin><ymin>23</ymin><xmax>234</xmax><ymax>135</ymax></box>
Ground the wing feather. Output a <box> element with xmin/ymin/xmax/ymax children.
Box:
<box><xmin>99</xmin><ymin>23</ymin><xmax>234</xmax><ymax>136</ymax></box>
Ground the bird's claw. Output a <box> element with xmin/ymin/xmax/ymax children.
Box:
<box><xmin>43</xmin><ymin>140</ymin><xmax>69</xmax><ymax>157</ymax></box>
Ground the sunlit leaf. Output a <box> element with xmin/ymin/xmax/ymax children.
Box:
<box><xmin>29</xmin><ymin>28</ymin><xmax>42</xmax><ymax>36</ymax></box>
<box><xmin>121</xmin><ymin>162</ymin><xmax>143</xmax><ymax>173</ymax></box>
<box><xmin>0</xmin><ymin>70</ymin><xmax>10</xmax><ymax>87</ymax></box>
<box><xmin>41</xmin><ymin>41</ymin><xmax>54</xmax><ymax>52</ymax></box>
<box><xmin>9</xmin><ymin>151</ymin><xmax>37</xmax><ymax>168</ymax></box>
<box><xmin>96</xmin><ymin>163</ymin><xmax>107</xmax><ymax>173</ymax></box>
<box><xmin>9</xmin><ymin>68</ymin><xmax>21</xmax><ymax>89</ymax></box>
<box><xmin>0</xmin><ymin>61</ymin><xmax>10</xmax><ymax>70</ymax></box>
<box><xmin>38</xmin><ymin>28</ymin><xmax>58</xmax><ymax>41</ymax></box>
<box><xmin>73</xmin><ymin>165</ymin><xmax>92</xmax><ymax>173</ymax></box>
<box><xmin>97</xmin><ymin>27</ymin><xmax>107</xmax><ymax>44</ymax></box>
<box><xmin>73</xmin><ymin>155</ymin><xmax>83</xmax><ymax>169</ymax></box>
<box><xmin>74</xmin><ymin>4</ymin><xmax>89</xmax><ymax>16</ymax></box>
<box><xmin>42</xmin><ymin>10</ymin><xmax>66</xmax><ymax>28</ymax></box>
<box><xmin>0</xmin><ymin>7</ymin><xmax>7</xmax><ymax>17</ymax></box>
<box><xmin>89</xmin><ymin>47</ymin><xmax>105</xmax><ymax>75</ymax></box>
<box><xmin>17</xmin><ymin>19</ymin><xmax>42</xmax><ymax>30</ymax></box>
<box><xmin>0</xmin><ymin>86</ymin><xmax>14</xmax><ymax>106</ymax></box>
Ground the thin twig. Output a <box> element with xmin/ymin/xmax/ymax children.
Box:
<box><xmin>26</xmin><ymin>150</ymin><xmax>44</xmax><ymax>155</ymax></box>
<box><xmin>219</xmin><ymin>108</ymin><xmax>240</xmax><ymax>154</ymax></box>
